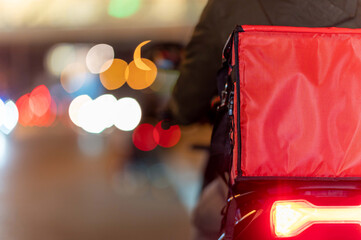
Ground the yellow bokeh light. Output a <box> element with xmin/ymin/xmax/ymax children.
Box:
<box><xmin>134</xmin><ymin>40</ymin><xmax>151</xmax><ymax>71</ymax></box>
<box><xmin>99</xmin><ymin>59</ymin><xmax>128</xmax><ymax>90</ymax></box>
<box><xmin>126</xmin><ymin>58</ymin><xmax>157</xmax><ymax>90</ymax></box>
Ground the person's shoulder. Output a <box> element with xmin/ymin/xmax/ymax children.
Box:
<box><xmin>207</xmin><ymin>0</ymin><xmax>270</xmax><ymax>43</ymax></box>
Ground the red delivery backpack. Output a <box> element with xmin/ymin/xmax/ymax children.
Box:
<box><xmin>217</xmin><ymin>25</ymin><xmax>361</xmax><ymax>240</ymax></box>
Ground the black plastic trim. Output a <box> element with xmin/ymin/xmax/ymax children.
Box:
<box><xmin>234</xmin><ymin>26</ymin><xmax>243</xmax><ymax>176</ymax></box>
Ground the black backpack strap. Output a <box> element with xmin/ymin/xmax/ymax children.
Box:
<box><xmin>208</xmin><ymin>60</ymin><xmax>234</xmax><ymax>181</ymax></box>
<box><xmin>218</xmin><ymin>26</ymin><xmax>246</xmax><ymax>240</ymax></box>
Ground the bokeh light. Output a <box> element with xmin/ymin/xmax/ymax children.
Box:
<box><xmin>39</xmin><ymin>100</ymin><xmax>57</xmax><ymax>127</ymax></box>
<box><xmin>86</xmin><ymin>44</ymin><xmax>114</xmax><ymax>74</ymax></box>
<box><xmin>108</xmin><ymin>0</ymin><xmax>141</xmax><ymax>18</ymax></box>
<box><xmin>126</xmin><ymin>41</ymin><xmax>157</xmax><ymax>90</ymax></box>
<box><xmin>94</xmin><ymin>94</ymin><xmax>117</xmax><ymax>129</ymax></box>
<box><xmin>90</xmin><ymin>40</ymin><xmax>158</xmax><ymax>91</ymax></box>
<box><xmin>16</xmin><ymin>85</ymin><xmax>56</xmax><ymax>127</ymax></box>
<box><xmin>153</xmin><ymin>121</ymin><xmax>181</xmax><ymax>148</ymax></box>
<box><xmin>60</xmin><ymin>63</ymin><xmax>88</xmax><ymax>93</ymax></box>
<box><xmin>126</xmin><ymin>58</ymin><xmax>157</xmax><ymax>90</ymax></box>
<box><xmin>114</xmin><ymin>97</ymin><xmax>142</xmax><ymax>131</ymax></box>
<box><xmin>77</xmin><ymin>99</ymin><xmax>105</xmax><ymax>134</ymax></box>
<box><xmin>134</xmin><ymin>40</ymin><xmax>152</xmax><ymax>71</ymax></box>
<box><xmin>69</xmin><ymin>95</ymin><xmax>105</xmax><ymax>133</ymax></box>
<box><xmin>0</xmin><ymin>100</ymin><xmax>6</xmax><ymax>127</ymax></box>
<box><xmin>132</xmin><ymin>123</ymin><xmax>157</xmax><ymax>151</ymax></box>
<box><xmin>16</xmin><ymin>94</ymin><xmax>33</xmax><ymax>126</ymax></box>
<box><xmin>69</xmin><ymin>95</ymin><xmax>141</xmax><ymax>134</ymax></box>
<box><xmin>0</xmin><ymin>133</ymin><xmax>7</xmax><ymax>166</ymax></box>
<box><xmin>45</xmin><ymin>44</ymin><xmax>76</xmax><ymax>76</ymax></box>
<box><xmin>69</xmin><ymin>73</ymin><xmax>103</xmax><ymax>99</ymax></box>
<box><xmin>29</xmin><ymin>85</ymin><xmax>51</xmax><ymax>117</ymax></box>
<box><xmin>0</xmin><ymin>100</ymin><xmax>19</xmax><ymax>135</ymax></box>
<box><xmin>99</xmin><ymin>59</ymin><xmax>128</xmax><ymax>90</ymax></box>
<box><xmin>79</xmin><ymin>95</ymin><xmax>116</xmax><ymax>134</ymax></box>
<box><xmin>68</xmin><ymin>95</ymin><xmax>92</xmax><ymax>127</ymax></box>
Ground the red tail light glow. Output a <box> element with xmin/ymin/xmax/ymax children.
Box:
<box><xmin>271</xmin><ymin>200</ymin><xmax>361</xmax><ymax>238</ymax></box>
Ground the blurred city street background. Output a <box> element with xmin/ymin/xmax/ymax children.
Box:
<box><xmin>0</xmin><ymin>0</ymin><xmax>212</xmax><ymax>239</ymax></box>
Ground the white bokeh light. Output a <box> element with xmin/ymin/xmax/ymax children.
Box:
<box><xmin>86</xmin><ymin>44</ymin><xmax>114</xmax><ymax>74</ymax></box>
<box><xmin>0</xmin><ymin>133</ymin><xmax>7</xmax><ymax>167</ymax></box>
<box><xmin>69</xmin><ymin>95</ymin><xmax>92</xmax><ymax>127</ymax></box>
<box><xmin>94</xmin><ymin>94</ymin><xmax>117</xmax><ymax>129</ymax></box>
<box><xmin>78</xmin><ymin>100</ymin><xmax>106</xmax><ymax>134</ymax></box>
<box><xmin>60</xmin><ymin>62</ymin><xmax>88</xmax><ymax>93</ymax></box>
<box><xmin>114</xmin><ymin>97</ymin><xmax>142</xmax><ymax>131</ymax></box>
<box><xmin>45</xmin><ymin>44</ymin><xmax>91</xmax><ymax>75</ymax></box>
<box><xmin>0</xmin><ymin>100</ymin><xmax>19</xmax><ymax>135</ymax></box>
<box><xmin>46</xmin><ymin>44</ymin><xmax>76</xmax><ymax>76</ymax></box>
<box><xmin>0</xmin><ymin>100</ymin><xmax>6</xmax><ymax>127</ymax></box>
<box><xmin>69</xmin><ymin>95</ymin><xmax>142</xmax><ymax>133</ymax></box>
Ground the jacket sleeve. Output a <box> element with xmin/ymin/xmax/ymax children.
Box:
<box><xmin>169</xmin><ymin>0</ymin><xmax>224</xmax><ymax>125</ymax></box>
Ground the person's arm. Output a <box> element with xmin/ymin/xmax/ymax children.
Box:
<box><xmin>169</xmin><ymin>0</ymin><xmax>224</xmax><ymax>125</ymax></box>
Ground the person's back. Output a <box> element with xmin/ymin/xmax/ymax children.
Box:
<box><xmin>168</xmin><ymin>1</ymin><xmax>361</xmax><ymax>239</ymax></box>
<box><xmin>171</xmin><ymin>0</ymin><xmax>359</xmax><ymax>125</ymax></box>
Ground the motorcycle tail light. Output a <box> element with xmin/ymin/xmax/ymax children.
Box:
<box><xmin>271</xmin><ymin>200</ymin><xmax>361</xmax><ymax>238</ymax></box>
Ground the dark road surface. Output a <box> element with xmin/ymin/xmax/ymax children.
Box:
<box><xmin>0</xmin><ymin>124</ymin><xmax>193</xmax><ymax>240</ymax></box>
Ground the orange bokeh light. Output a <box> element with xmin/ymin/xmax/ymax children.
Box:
<box><xmin>99</xmin><ymin>58</ymin><xmax>128</xmax><ymax>90</ymax></box>
<box><xmin>126</xmin><ymin>58</ymin><xmax>157</xmax><ymax>90</ymax></box>
<box><xmin>97</xmin><ymin>41</ymin><xmax>158</xmax><ymax>91</ymax></box>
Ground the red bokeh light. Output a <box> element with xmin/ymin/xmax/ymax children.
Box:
<box><xmin>132</xmin><ymin>124</ymin><xmax>157</xmax><ymax>151</ymax></box>
<box><xmin>16</xmin><ymin>94</ymin><xmax>33</xmax><ymax>126</ymax></box>
<box><xmin>29</xmin><ymin>85</ymin><xmax>51</xmax><ymax>117</ymax></box>
<box><xmin>153</xmin><ymin>121</ymin><xmax>181</xmax><ymax>148</ymax></box>
<box><xmin>16</xmin><ymin>85</ymin><xmax>56</xmax><ymax>127</ymax></box>
<box><xmin>37</xmin><ymin>100</ymin><xmax>57</xmax><ymax>127</ymax></box>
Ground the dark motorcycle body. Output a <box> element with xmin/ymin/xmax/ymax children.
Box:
<box><xmin>219</xmin><ymin>25</ymin><xmax>361</xmax><ymax>239</ymax></box>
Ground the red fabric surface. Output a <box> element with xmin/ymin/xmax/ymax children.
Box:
<box><xmin>237</xmin><ymin>26</ymin><xmax>361</xmax><ymax>177</ymax></box>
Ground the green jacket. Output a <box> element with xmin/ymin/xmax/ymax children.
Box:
<box><xmin>170</xmin><ymin>0</ymin><xmax>360</xmax><ymax>125</ymax></box>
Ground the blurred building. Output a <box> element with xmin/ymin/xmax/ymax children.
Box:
<box><xmin>0</xmin><ymin>1</ymin><xmax>212</xmax><ymax>240</ymax></box>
